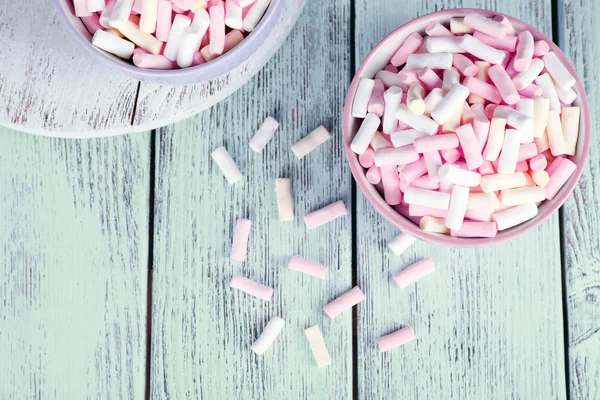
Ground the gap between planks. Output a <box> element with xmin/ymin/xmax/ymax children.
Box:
<box><xmin>145</xmin><ymin>129</ymin><xmax>157</xmax><ymax>400</ymax></box>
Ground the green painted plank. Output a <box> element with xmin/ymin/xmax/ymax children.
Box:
<box><xmin>558</xmin><ymin>1</ymin><xmax>600</xmax><ymax>399</ymax></box>
<box><xmin>354</xmin><ymin>1</ymin><xmax>566</xmax><ymax>399</ymax></box>
<box><xmin>149</xmin><ymin>2</ymin><xmax>353</xmax><ymax>399</ymax></box>
<box><xmin>0</xmin><ymin>128</ymin><xmax>151</xmax><ymax>398</ymax></box>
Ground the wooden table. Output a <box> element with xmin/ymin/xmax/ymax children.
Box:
<box><xmin>1</xmin><ymin>0</ymin><xmax>598</xmax><ymax>399</ymax></box>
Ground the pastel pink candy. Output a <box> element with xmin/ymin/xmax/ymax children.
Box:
<box><xmin>155</xmin><ymin>0</ymin><xmax>173</xmax><ymax>42</ymax></box>
<box><xmin>288</xmin><ymin>256</ymin><xmax>328</xmax><ymax>279</ymax></box>
<box><xmin>398</xmin><ymin>71</ymin><xmax>418</xmax><ymax>86</ymax></box>
<box><xmin>391</xmin><ymin>32</ymin><xmax>424</xmax><ymax>67</ymax></box>
<box><xmin>545</xmin><ymin>158</ymin><xmax>576</xmax><ymax>200</ymax></box>
<box><xmin>231</xmin><ymin>218</ymin><xmax>252</xmax><ymax>261</ymax></box>
<box><xmin>473</xmin><ymin>31</ymin><xmax>517</xmax><ymax>52</ymax></box>
<box><xmin>516</xmin><ymin>142</ymin><xmax>539</xmax><ymax>162</ymax></box>
<box><xmin>546</xmin><ymin>156</ymin><xmax>565</xmax><ymax>176</ymax></box>
<box><xmin>414</xmin><ymin>134</ymin><xmax>459</xmax><ymax>152</ymax></box>
<box><xmin>366</xmin><ymin>166</ymin><xmax>382</xmax><ymax>184</ymax></box>
<box><xmin>230</xmin><ymin>275</ymin><xmax>273</xmax><ymax>301</ymax></box>
<box><xmin>323</xmin><ymin>286</ymin><xmax>365</xmax><ymax>319</ymax></box>
<box><xmin>209</xmin><ymin>2</ymin><xmax>226</xmax><ymax>56</ymax></box>
<box><xmin>488</xmin><ymin>64</ymin><xmax>520</xmax><ymax>104</ymax></box>
<box><xmin>452</xmin><ymin>54</ymin><xmax>478</xmax><ymax>76</ymax></box>
<box><xmin>463</xmin><ymin>76</ymin><xmax>502</xmax><ymax>104</ymax></box>
<box><xmin>81</xmin><ymin>14</ymin><xmax>102</xmax><ymax>34</ymax></box>
<box><xmin>456</xmin><ymin>123</ymin><xmax>483</xmax><ymax>170</ymax></box>
<box><xmin>418</xmin><ymin>68</ymin><xmax>443</xmax><ymax>90</ymax></box>
<box><xmin>529</xmin><ymin>154</ymin><xmax>548</xmax><ymax>171</ymax></box>
<box><xmin>408</xmin><ymin>204</ymin><xmax>448</xmax><ymax>218</ymax></box>
<box><xmin>367</xmin><ymin>79</ymin><xmax>385</xmax><ymax>117</ymax></box>
<box><xmin>381</xmin><ymin>165</ymin><xmax>402</xmax><ymax>205</ymax></box>
<box><xmin>304</xmin><ymin>200</ymin><xmax>347</xmax><ymax>229</ymax></box>
<box><xmin>451</xmin><ymin>221</ymin><xmax>498</xmax><ymax>237</ymax></box>
<box><xmin>394</xmin><ymin>258</ymin><xmax>435</xmax><ymax>288</ymax></box>
<box><xmin>518</xmin><ymin>84</ymin><xmax>544</xmax><ymax>98</ymax></box>
<box><xmin>463</xmin><ymin>12</ymin><xmax>508</xmax><ymax>39</ymax></box>
<box><xmin>377</xmin><ymin>326</ymin><xmax>416</xmax><ymax>352</ymax></box>
<box><xmin>358</xmin><ymin>148</ymin><xmax>375</xmax><ymax>168</ymax></box>
<box><xmin>425</xmin><ymin>22</ymin><xmax>454</xmax><ymax>37</ymax></box>
<box><xmin>533</xmin><ymin>40</ymin><xmax>550</xmax><ymax>57</ymax></box>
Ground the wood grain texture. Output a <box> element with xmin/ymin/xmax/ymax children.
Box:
<box><xmin>354</xmin><ymin>1</ymin><xmax>566</xmax><ymax>399</ymax></box>
<box><xmin>0</xmin><ymin>127</ymin><xmax>151</xmax><ymax>399</ymax></box>
<box><xmin>558</xmin><ymin>1</ymin><xmax>600</xmax><ymax>399</ymax></box>
<box><xmin>132</xmin><ymin>0</ymin><xmax>306</xmax><ymax>131</ymax></box>
<box><xmin>0</xmin><ymin>1</ymin><xmax>139</xmax><ymax>137</ymax></box>
<box><xmin>150</xmin><ymin>2</ymin><xmax>353</xmax><ymax>399</ymax></box>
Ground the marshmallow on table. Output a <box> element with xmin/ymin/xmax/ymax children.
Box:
<box><xmin>404</xmin><ymin>53</ymin><xmax>453</xmax><ymax>70</ymax></box>
<box><xmin>288</xmin><ymin>256</ymin><xmax>328</xmax><ymax>279</ymax></box>
<box><xmin>493</xmin><ymin>203</ymin><xmax>538</xmax><ymax>230</ymax></box>
<box><xmin>545</xmin><ymin>158</ymin><xmax>576</xmax><ymax>200</ymax></box>
<box><xmin>463</xmin><ymin>12</ymin><xmax>508</xmax><ymax>39</ymax></box>
<box><xmin>155</xmin><ymin>0</ymin><xmax>173</xmax><ymax>41</ymax></box>
<box><xmin>420</xmin><ymin>216</ymin><xmax>450</xmax><ymax>234</ymax></box>
<box><xmin>391</xmin><ymin>32</ymin><xmax>424</xmax><ymax>67</ymax></box>
<box><xmin>230</xmin><ymin>275</ymin><xmax>273</xmax><ymax>301</ymax></box>
<box><xmin>249</xmin><ymin>116</ymin><xmax>279</xmax><ymax>153</ymax></box>
<box><xmin>377</xmin><ymin>327</ymin><xmax>416</xmax><ymax>352</ymax></box>
<box><xmin>546</xmin><ymin>111</ymin><xmax>567</xmax><ymax>156</ymax></box>
<box><xmin>535</xmin><ymin>73</ymin><xmax>561</xmax><ymax>112</ymax></box>
<box><xmin>497</xmin><ymin>129</ymin><xmax>522</xmax><ymax>174</ymax></box>
<box><xmin>480</xmin><ymin>172</ymin><xmax>527</xmax><ymax>192</ymax></box>
<box><xmin>388</xmin><ymin>232</ymin><xmax>415</xmax><ymax>255</ymax></box>
<box><xmin>323</xmin><ymin>286</ymin><xmax>365</xmax><ymax>319</ymax></box>
<box><xmin>275</xmin><ymin>178</ymin><xmax>294</xmax><ymax>221</ymax></box>
<box><xmin>542</xmin><ymin>51</ymin><xmax>576</xmax><ymax>90</ymax></box>
<box><xmin>451</xmin><ymin>221</ymin><xmax>498</xmax><ymax>238</ymax></box>
<box><xmin>394</xmin><ymin>257</ymin><xmax>435</xmax><ymax>288</ymax></box>
<box><xmin>456</xmin><ymin>123</ymin><xmax>483</xmax><ymax>170</ymax></box>
<box><xmin>230</xmin><ymin>218</ymin><xmax>251</xmax><ymax>261</ymax></box>
<box><xmin>243</xmin><ymin>0</ymin><xmax>271</xmax><ymax>32</ymax></box>
<box><xmin>211</xmin><ymin>146</ymin><xmax>242</xmax><ymax>184</ymax></box>
<box><xmin>109</xmin><ymin>0</ymin><xmax>135</xmax><ymax>29</ymax></box>
<box><xmin>304</xmin><ymin>200</ymin><xmax>347</xmax><ymax>229</ymax></box>
<box><xmin>382</xmin><ymin>87</ymin><xmax>403</xmax><ymax>133</ymax></box>
<box><xmin>562</xmin><ymin>107</ymin><xmax>580</xmax><ymax>156</ymax></box>
<box><xmin>225</xmin><ymin>0</ymin><xmax>243</xmax><ymax>29</ymax></box>
<box><xmin>352</xmin><ymin>78</ymin><xmax>375</xmax><ymax>118</ymax></box>
<box><xmin>251</xmin><ymin>317</ymin><xmax>285</xmax><ymax>355</ymax></box>
<box><xmin>305</xmin><ymin>326</ymin><xmax>331</xmax><ymax>368</ymax></box>
<box><xmin>395</xmin><ymin>105</ymin><xmax>439</xmax><ymax>135</ymax></box>
<box><xmin>404</xmin><ymin>188</ymin><xmax>451</xmax><ymax>210</ymax></box>
<box><xmin>499</xmin><ymin>186</ymin><xmax>546</xmax><ymax>206</ymax></box>
<box><xmin>460</xmin><ymin>34</ymin><xmax>506</xmax><ymax>65</ymax></box>
<box><xmin>92</xmin><ymin>29</ymin><xmax>135</xmax><ymax>58</ymax></box>
<box><xmin>163</xmin><ymin>14</ymin><xmax>192</xmax><ymax>61</ymax></box>
<box><xmin>351</xmin><ymin>113</ymin><xmax>380</xmax><ymax>155</ymax></box>
<box><xmin>292</xmin><ymin>126</ymin><xmax>331</xmax><ymax>159</ymax></box>
<box><xmin>431</xmin><ymin>84</ymin><xmax>470</xmax><ymax>125</ymax></box>
<box><xmin>133</xmin><ymin>53</ymin><xmax>177</xmax><ymax>69</ymax></box>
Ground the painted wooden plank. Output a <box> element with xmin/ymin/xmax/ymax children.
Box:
<box><xmin>557</xmin><ymin>1</ymin><xmax>600</xmax><ymax>399</ymax></box>
<box><xmin>132</xmin><ymin>1</ymin><xmax>306</xmax><ymax>132</ymax></box>
<box><xmin>354</xmin><ymin>1</ymin><xmax>567</xmax><ymax>399</ymax></box>
<box><xmin>0</xmin><ymin>1</ymin><xmax>139</xmax><ymax>136</ymax></box>
<box><xmin>150</xmin><ymin>2</ymin><xmax>353</xmax><ymax>399</ymax></box>
<box><xmin>0</xmin><ymin>128</ymin><xmax>150</xmax><ymax>398</ymax></box>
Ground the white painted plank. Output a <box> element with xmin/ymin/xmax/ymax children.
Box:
<box><xmin>354</xmin><ymin>1</ymin><xmax>567</xmax><ymax>399</ymax></box>
<box><xmin>0</xmin><ymin>128</ymin><xmax>150</xmax><ymax>398</ymax></box>
<box><xmin>150</xmin><ymin>2</ymin><xmax>353</xmax><ymax>399</ymax></box>
<box><xmin>132</xmin><ymin>1</ymin><xmax>306</xmax><ymax>131</ymax></box>
<box><xmin>0</xmin><ymin>1</ymin><xmax>139</xmax><ymax>136</ymax></box>
<box><xmin>558</xmin><ymin>1</ymin><xmax>600</xmax><ymax>399</ymax></box>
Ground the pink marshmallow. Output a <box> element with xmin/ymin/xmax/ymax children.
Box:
<box><xmin>397</xmin><ymin>71</ymin><xmax>419</xmax><ymax>86</ymax></box>
<box><xmin>304</xmin><ymin>200</ymin><xmax>347</xmax><ymax>229</ymax></box>
<box><xmin>488</xmin><ymin>64</ymin><xmax>520</xmax><ymax>104</ymax></box>
<box><xmin>473</xmin><ymin>117</ymin><xmax>491</xmax><ymax>152</ymax></box>
<box><xmin>323</xmin><ymin>286</ymin><xmax>365</xmax><ymax>319</ymax></box>
<box><xmin>425</xmin><ymin>22</ymin><xmax>454</xmax><ymax>37</ymax></box>
<box><xmin>514</xmin><ymin>30</ymin><xmax>534</xmax><ymax>72</ymax></box>
<box><xmin>516</xmin><ymin>142</ymin><xmax>539</xmax><ymax>162</ymax></box>
<box><xmin>533</xmin><ymin>40</ymin><xmax>550</xmax><ymax>57</ymax></box>
<box><xmin>440</xmin><ymin>147</ymin><xmax>462</xmax><ymax>163</ymax></box>
<box><xmin>384</xmin><ymin>64</ymin><xmax>398</xmax><ymax>73</ymax></box>
<box><xmin>408</xmin><ymin>204</ymin><xmax>448</xmax><ymax>218</ymax></box>
<box><xmin>399</xmin><ymin>158</ymin><xmax>428</xmax><ymax>183</ymax></box>
<box><xmin>288</xmin><ymin>256</ymin><xmax>328</xmax><ymax>279</ymax></box>
<box><xmin>133</xmin><ymin>53</ymin><xmax>178</xmax><ymax>69</ymax></box>
<box><xmin>81</xmin><ymin>14</ymin><xmax>103</xmax><ymax>34</ymax></box>
<box><xmin>453</xmin><ymin>54</ymin><xmax>478</xmax><ymax>76</ymax></box>
<box><xmin>73</xmin><ymin>0</ymin><xmax>92</xmax><ymax>16</ymax></box>
<box><xmin>381</xmin><ymin>165</ymin><xmax>402</xmax><ymax>205</ymax></box>
<box><xmin>456</xmin><ymin>123</ymin><xmax>483</xmax><ymax>170</ymax></box>
<box><xmin>209</xmin><ymin>2</ymin><xmax>225</xmax><ymax>56</ymax></box>
<box><xmin>463</xmin><ymin>12</ymin><xmax>508</xmax><ymax>39</ymax></box>
<box><xmin>529</xmin><ymin>154</ymin><xmax>548</xmax><ymax>171</ymax></box>
<box><xmin>155</xmin><ymin>0</ymin><xmax>173</xmax><ymax>42</ymax></box>
<box><xmin>545</xmin><ymin>158</ymin><xmax>576</xmax><ymax>200</ymax></box>
<box><xmin>391</xmin><ymin>32</ymin><xmax>424</xmax><ymax>67</ymax></box>
<box><xmin>230</xmin><ymin>218</ymin><xmax>252</xmax><ymax>261</ymax></box>
<box><xmin>418</xmin><ymin>68</ymin><xmax>443</xmax><ymax>90</ymax></box>
<box><xmin>546</xmin><ymin>155</ymin><xmax>565</xmax><ymax>176</ymax></box>
<box><xmin>230</xmin><ymin>275</ymin><xmax>273</xmax><ymax>301</ymax></box>
<box><xmin>374</xmin><ymin>146</ymin><xmax>420</xmax><ymax>167</ymax></box>
<box><xmin>394</xmin><ymin>258</ymin><xmax>435</xmax><ymax>288</ymax></box>
<box><xmin>478</xmin><ymin>160</ymin><xmax>495</xmax><ymax>175</ymax></box>
<box><xmin>358</xmin><ymin>148</ymin><xmax>375</xmax><ymax>168</ymax></box>
<box><xmin>463</xmin><ymin>76</ymin><xmax>502</xmax><ymax>104</ymax></box>
<box><xmin>377</xmin><ymin>326</ymin><xmax>416</xmax><ymax>352</ymax></box>
<box><xmin>414</xmin><ymin>134</ymin><xmax>459</xmax><ymax>152</ymax></box>
<box><xmin>518</xmin><ymin>84</ymin><xmax>544</xmax><ymax>98</ymax></box>
<box><xmin>172</xmin><ymin>0</ymin><xmax>193</xmax><ymax>11</ymax></box>
<box><xmin>473</xmin><ymin>31</ymin><xmax>517</xmax><ymax>52</ymax></box>
<box><xmin>366</xmin><ymin>166</ymin><xmax>382</xmax><ymax>184</ymax></box>
<box><xmin>410</xmin><ymin>176</ymin><xmax>440</xmax><ymax>190</ymax></box>
<box><xmin>451</xmin><ymin>221</ymin><xmax>498</xmax><ymax>238</ymax></box>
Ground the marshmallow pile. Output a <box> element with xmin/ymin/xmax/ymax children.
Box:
<box><xmin>71</xmin><ymin>0</ymin><xmax>271</xmax><ymax>69</ymax></box>
<box><xmin>350</xmin><ymin>12</ymin><xmax>581</xmax><ymax>238</ymax></box>
<box><xmin>212</xmin><ymin>117</ymin><xmax>424</xmax><ymax>362</ymax></box>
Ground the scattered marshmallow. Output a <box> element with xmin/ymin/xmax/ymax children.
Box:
<box><xmin>275</xmin><ymin>178</ymin><xmax>294</xmax><ymax>221</ymax></box>
<box><xmin>377</xmin><ymin>326</ymin><xmax>416</xmax><ymax>352</ymax></box>
<box><xmin>292</xmin><ymin>126</ymin><xmax>331</xmax><ymax>159</ymax></box>
<box><xmin>249</xmin><ymin>117</ymin><xmax>280</xmax><ymax>153</ymax></box>
<box><xmin>288</xmin><ymin>256</ymin><xmax>328</xmax><ymax>279</ymax></box>
<box><xmin>230</xmin><ymin>218</ymin><xmax>252</xmax><ymax>261</ymax></box>
<box><xmin>211</xmin><ymin>146</ymin><xmax>242</xmax><ymax>184</ymax></box>
<box><xmin>230</xmin><ymin>275</ymin><xmax>273</xmax><ymax>301</ymax></box>
<box><xmin>305</xmin><ymin>326</ymin><xmax>331</xmax><ymax>367</ymax></box>
<box><xmin>304</xmin><ymin>200</ymin><xmax>347</xmax><ymax>229</ymax></box>
<box><xmin>323</xmin><ymin>286</ymin><xmax>365</xmax><ymax>319</ymax></box>
<box><xmin>251</xmin><ymin>317</ymin><xmax>285</xmax><ymax>355</ymax></box>
<box><xmin>394</xmin><ymin>258</ymin><xmax>434</xmax><ymax>288</ymax></box>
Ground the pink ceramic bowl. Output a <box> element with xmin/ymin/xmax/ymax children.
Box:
<box><xmin>343</xmin><ymin>8</ymin><xmax>591</xmax><ymax>246</ymax></box>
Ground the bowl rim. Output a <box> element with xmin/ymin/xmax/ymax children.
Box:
<box><xmin>54</xmin><ymin>0</ymin><xmax>283</xmax><ymax>82</ymax></box>
<box><xmin>342</xmin><ymin>8</ymin><xmax>592</xmax><ymax>247</ymax></box>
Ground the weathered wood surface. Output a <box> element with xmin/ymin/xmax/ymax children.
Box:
<box><xmin>0</xmin><ymin>1</ymin><xmax>305</xmax><ymax>138</ymax></box>
<box><xmin>354</xmin><ymin>1</ymin><xmax>566</xmax><ymax>399</ymax></box>
<box><xmin>558</xmin><ymin>1</ymin><xmax>600</xmax><ymax>399</ymax></box>
<box><xmin>149</xmin><ymin>2</ymin><xmax>353</xmax><ymax>399</ymax></box>
<box><xmin>0</xmin><ymin>128</ymin><xmax>151</xmax><ymax>398</ymax></box>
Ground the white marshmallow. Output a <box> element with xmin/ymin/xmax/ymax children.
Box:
<box><xmin>382</xmin><ymin>86</ymin><xmax>403</xmax><ymax>133</ymax></box>
<box><xmin>516</xmin><ymin>99</ymin><xmax>534</xmax><ymax>143</ymax></box>
<box><xmin>305</xmin><ymin>326</ymin><xmax>331</xmax><ymax>368</ymax></box>
<box><xmin>224</xmin><ymin>0</ymin><xmax>243</xmax><ymax>29</ymax></box>
<box><xmin>499</xmin><ymin>187</ymin><xmax>546</xmax><ymax>206</ymax></box>
<box><xmin>407</xmin><ymin>83</ymin><xmax>426</xmax><ymax>115</ymax></box>
<box><xmin>512</xmin><ymin>58</ymin><xmax>545</xmax><ymax>90</ymax></box>
<box><xmin>535</xmin><ymin>73</ymin><xmax>561</xmax><ymax>112</ymax></box>
<box><xmin>404</xmin><ymin>53</ymin><xmax>453</xmax><ymax>70</ymax></box>
<box><xmin>163</xmin><ymin>14</ymin><xmax>192</xmax><ymax>61</ymax></box>
<box><xmin>388</xmin><ymin>232</ymin><xmax>415</xmax><ymax>255</ymax></box>
<box><xmin>497</xmin><ymin>129</ymin><xmax>522</xmax><ymax>174</ymax></box>
<box><xmin>243</xmin><ymin>0</ymin><xmax>272</xmax><ymax>32</ymax></box>
<box><xmin>109</xmin><ymin>0</ymin><xmax>134</xmax><ymax>29</ymax></box>
<box><xmin>249</xmin><ymin>117</ymin><xmax>280</xmax><ymax>153</ymax></box>
<box><xmin>176</xmin><ymin>28</ymin><xmax>204</xmax><ymax>68</ymax></box>
<box><xmin>211</xmin><ymin>146</ymin><xmax>242</xmax><ymax>184</ymax></box>
<box><xmin>403</xmin><ymin>188</ymin><xmax>451</xmax><ymax>210</ymax></box>
<box><xmin>431</xmin><ymin>84</ymin><xmax>470</xmax><ymax>125</ymax></box>
<box><xmin>91</xmin><ymin>29</ymin><xmax>135</xmax><ymax>59</ymax></box>
<box><xmin>425</xmin><ymin>37</ymin><xmax>464</xmax><ymax>53</ymax></box>
<box><xmin>390</xmin><ymin>129</ymin><xmax>427</xmax><ymax>148</ymax></box>
<box><xmin>533</xmin><ymin>96</ymin><xmax>550</xmax><ymax>138</ymax></box>
<box><xmin>351</xmin><ymin>113</ymin><xmax>380</xmax><ymax>155</ymax></box>
<box><xmin>493</xmin><ymin>203</ymin><xmax>538</xmax><ymax>230</ymax></box>
<box><xmin>438</xmin><ymin>163</ymin><xmax>482</xmax><ymax>187</ymax></box>
<box><xmin>460</xmin><ymin>34</ymin><xmax>506</xmax><ymax>65</ymax></box>
<box><xmin>274</xmin><ymin>178</ymin><xmax>294</xmax><ymax>221</ymax></box>
<box><xmin>445</xmin><ymin>185</ymin><xmax>469</xmax><ymax>230</ymax></box>
<box><xmin>251</xmin><ymin>317</ymin><xmax>285</xmax><ymax>355</ymax></box>
<box><xmin>140</xmin><ymin>0</ymin><xmax>158</xmax><ymax>33</ymax></box>
<box><xmin>542</xmin><ymin>51</ymin><xmax>576</xmax><ymax>90</ymax></box>
<box><xmin>395</xmin><ymin>105</ymin><xmax>439</xmax><ymax>136</ymax></box>
<box><xmin>352</xmin><ymin>78</ymin><xmax>376</xmax><ymax>118</ymax></box>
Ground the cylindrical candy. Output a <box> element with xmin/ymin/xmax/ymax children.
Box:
<box><xmin>288</xmin><ymin>256</ymin><xmax>328</xmax><ymax>279</ymax></box>
<box><xmin>230</xmin><ymin>275</ymin><xmax>273</xmax><ymax>301</ymax></box>
<box><xmin>492</xmin><ymin>203</ymin><xmax>538</xmax><ymax>230</ymax></box>
<box><xmin>323</xmin><ymin>286</ymin><xmax>365</xmax><ymax>319</ymax></box>
<box><xmin>304</xmin><ymin>200</ymin><xmax>347</xmax><ymax>229</ymax></box>
<box><xmin>275</xmin><ymin>178</ymin><xmax>294</xmax><ymax>222</ymax></box>
<box><xmin>305</xmin><ymin>326</ymin><xmax>331</xmax><ymax>368</ymax></box>
<box><xmin>377</xmin><ymin>327</ymin><xmax>416</xmax><ymax>352</ymax></box>
<box><xmin>251</xmin><ymin>317</ymin><xmax>285</xmax><ymax>355</ymax></box>
<box><xmin>292</xmin><ymin>126</ymin><xmax>331</xmax><ymax>159</ymax></box>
